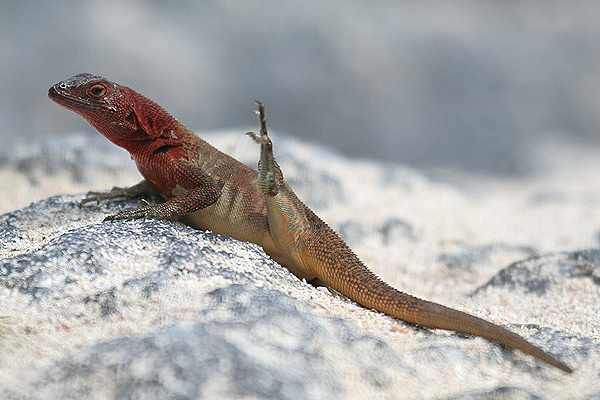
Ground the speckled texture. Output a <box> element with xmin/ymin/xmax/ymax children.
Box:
<box><xmin>0</xmin><ymin>132</ymin><xmax>599</xmax><ymax>399</ymax></box>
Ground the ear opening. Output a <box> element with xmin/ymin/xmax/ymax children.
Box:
<box><xmin>133</xmin><ymin>101</ymin><xmax>154</xmax><ymax>135</ymax></box>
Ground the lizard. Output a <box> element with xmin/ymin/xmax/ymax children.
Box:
<box><xmin>48</xmin><ymin>73</ymin><xmax>573</xmax><ymax>373</ymax></box>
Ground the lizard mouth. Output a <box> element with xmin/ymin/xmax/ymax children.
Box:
<box><xmin>47</xmin><ymin>85</ymin><xmax>66</xmax><ymax>103</ymax></box>
<box><xmin>48</xmin><ymin>84</ymin><xmax>97</xmax><ymax>111</ymax></box>
<box><xmin>48</xmin><ymin>73</ymin><xmax>108</xmax><ymax>112</ymax></box>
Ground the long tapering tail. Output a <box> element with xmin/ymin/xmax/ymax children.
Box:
<box><xmin>339</xmin><ymin>268</ymin><xmax>572</xmax><ymax>373</ymax></box>
<box><xmin>303</xmin><ymin>210</ymin><xmax>572</xmax><ymax>373</ymax></box>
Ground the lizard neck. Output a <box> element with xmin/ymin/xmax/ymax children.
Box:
<box><xmin>81</xmin><ymin>89</ymin><xmax>187</xmax><ymax>156</ymax></box>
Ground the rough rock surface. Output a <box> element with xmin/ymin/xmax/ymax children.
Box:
<box><xmin>0</xmin><ymin>131</ymin><xmax>599</xmax><ymax>399</ymax></box>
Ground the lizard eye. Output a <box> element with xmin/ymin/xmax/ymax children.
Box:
<box><xmin>87</xmin><ymin>84</ymin><xmax>106</xmax><ymax>98</ymax></box>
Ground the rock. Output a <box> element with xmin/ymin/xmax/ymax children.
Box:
<box><xmin>474</xmin><ymin>249</ymin><xmax>600</xmax><ymax>295</ymax></box>
<box><xmin>438</xmin><ymin>242</ymin><xmax>537</xmax><ymax>272</ymax></box>
<box><xmin>0</xmin><ymin>132</ymin><xmax>598</xmax><ymax>399</ymax></box>
<box><xmin>0</xmin><ymin>195</ymin><xmax>400</xmax><ymax>399</ymax></box>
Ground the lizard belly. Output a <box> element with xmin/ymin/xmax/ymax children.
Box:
<box><xmin>175</xmin><ymin>183</ymin><xmax>310</xmax><ymax>279</ymax></box>
<box><xmin>184</xmin><ymin>206</ymin><xmax>309</xmax><ymax>278</ymax></box>
<box><xmin>261</xmin><ymin>193</ymin><xmax>317</xmax><ymax>281</ymax></box>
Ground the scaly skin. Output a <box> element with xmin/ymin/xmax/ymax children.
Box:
<box><xmin>48</xmin><ymin>73</ymin><xmax>572</xmax><ymax>373</ymax></box>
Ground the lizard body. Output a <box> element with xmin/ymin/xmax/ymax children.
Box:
<box><xmin>48</xmin><ymin>73</ymin><xmax>572</xmax><ymax>373</ymax></box>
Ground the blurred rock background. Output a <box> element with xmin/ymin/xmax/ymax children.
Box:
<box><xmin>1</xmin><ymin>0</ymin><xmax>599</xmax><ymax>175</ymax></box>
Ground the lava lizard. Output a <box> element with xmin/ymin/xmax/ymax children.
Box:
<box><xmin>48</xmin><ymin>73</ymin><xmax>572</xmax><ymax>373</ymax></box>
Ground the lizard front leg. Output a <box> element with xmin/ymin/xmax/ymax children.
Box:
<box><xmin>103</xmin><ymin>187</ymin><xmax>217</xmax><ymax>222</ymax></box>
<box><xmin>95</xmin><ymin>164</ymin><xmax>221</xmax><ymax>222</ymax></box>
<box><xmin>81</xmin><ymin>180</ymin><xmax>159</xmax><ymax>206</ymax></box>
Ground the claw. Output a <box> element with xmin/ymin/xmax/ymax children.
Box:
<box><xmin>103</xmin><ymin>198</ymin><xmax>154</xmax><ymax>222</ymax></box>
<box><xmin>247</xmin><ymin>102</ymin><xmax>272</xmax><ymax>147</ymax></box>
<box><xmin>246</xmin><ymin>131</ymin><xmax>261</xmax><ymax>143</ymax></box>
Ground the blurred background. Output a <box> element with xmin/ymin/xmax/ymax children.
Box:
<box><xmin>1</xmin><ymin>0</ymin><xmax>600</xmax><ymax>175</ymax></box>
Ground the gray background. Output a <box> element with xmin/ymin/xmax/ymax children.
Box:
<box><xmin>2</xmin><ymin>0</ymin><xmax>599</xmax><ymax>174</ymax></box>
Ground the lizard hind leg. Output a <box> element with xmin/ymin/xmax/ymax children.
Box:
<box><xmin>246</xmin><ymin>101</ymin><xmax>281</xmax><ymax>197</ymax></box>
<box><xmin>246</xmin><ymin>102</ymin><xmax>317</xmax><ymax>280</ymax></box>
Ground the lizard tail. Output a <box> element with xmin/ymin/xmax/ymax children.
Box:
<box><xmin>399</xmin><ymin>293</ymin><xmax>573</xmax><ymax>373</ymax></box>
<box><xmin>301</xmin><ymin>210</ymin><xmax>572</xmax><ymax>372</ymax></box>
<box><xmin>331</xmin><ymin>267</ymin><xmax>572</xmax><ymax>373</ymax></box>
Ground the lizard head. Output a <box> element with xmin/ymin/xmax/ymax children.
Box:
<box><xmin>49</xmin><ymin>73</ymin><xmax>182</xmax><ymax>149</ymax></box>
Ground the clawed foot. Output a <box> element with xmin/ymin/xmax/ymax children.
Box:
<box><xmin>79</xmin><ymin>181</ymin><xmax>168</xmax><ymax>222</ymax></box>
<box><xmin>246</xmin><ymin>101</ymin><xmax>279</xmax><ymax>197</ymax></box>
<box><xmin>246</xmin><ymin>101</ymin><xmax>272</xmax><ymax>146</ymax></box>
<box><xmin>102</xmin><ymin>199</ymin><xmax>158</xmax><ymax>222</ymax></box>
<box><xmin>81</xmin><ymin>181</ymin><xmax>159</xmax><ymax>207</ymax></box>
<box><xmin>81</xmin><ymin>187</ymin><xmax>129</xmax><ymax>206</ymax></box>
